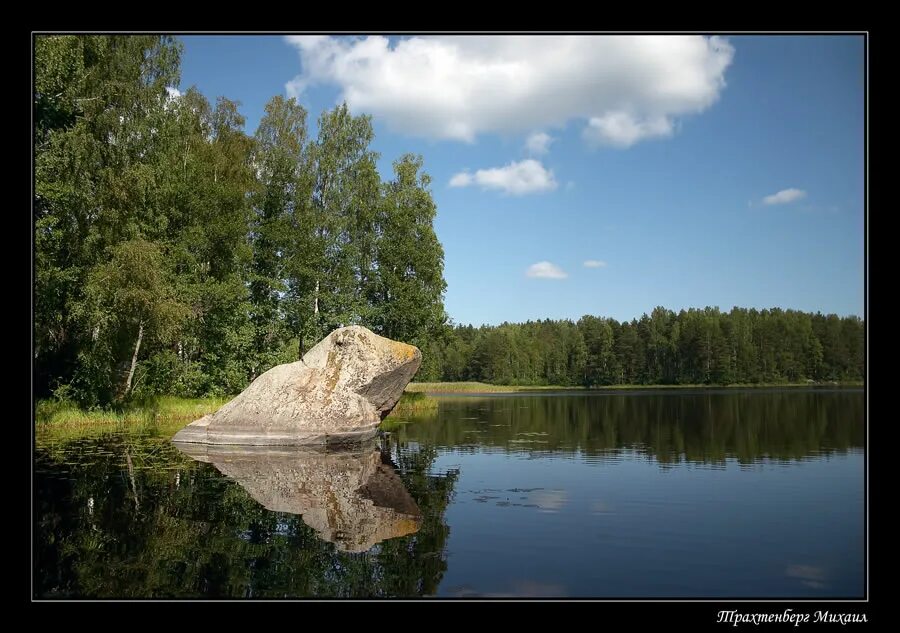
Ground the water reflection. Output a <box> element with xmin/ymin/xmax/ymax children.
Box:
<box><xmin>390</xmin><ymin>390</ymin><xmax>864</xmax><ymax>463</ymax></box>
<box><xmin>173</xmin><ymin>443</ymin><xmax>421</xmax><ymax>553</ymax></box>
<box><xmin>35</xmin><ymin>433</ymin><xmax>458</xmax><ymax>598</ymax></box>
<box><xmin>34</xmin><ymin>390</ymin><xmax>863</xmax><ymax>598</ymax></box>
<box><xmin>785</xmin><ymin>564</ymin><xmax>829</xmax><ymax>590</ymax></box>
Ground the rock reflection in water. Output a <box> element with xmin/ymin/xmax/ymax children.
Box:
<box><xmin>174</xmin><ymin>442</ymin><xmax>421</xmax><ymax>553</ymax></box>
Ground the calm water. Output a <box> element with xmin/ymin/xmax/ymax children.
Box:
<box><xmin>34</xmin><ymin>389</ymin><xmax>865</xmax><ymax>598</ymax></box>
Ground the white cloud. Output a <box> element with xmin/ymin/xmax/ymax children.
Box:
<box><xmin>448</xmin><ymin>172</ymin><xmax>473</xmax><ymax>187</ymax></box>
<box><xmin>763</xmin><ymin>188</ymin><xmax>807</xmax><ymax>205</ymax></box>
<box><xmin>583</xmin><ymin>112</ymin><xmax>674</xmax><ymax>148</ymax></box>
<box><xmin>583</xmin><ymin>260</ymin><xmax>607</xmax><ymax>268</ymax></box>
<box><xmin>526</xmin><ymin>131</ymin><xmax>553</xmax><ymax>155</ymax></box>
<box><xmin>449</xmin><ymin>159</ymin><xmax>557</xmax><ymax>195</ymax></box>
<box><xmin>526</xmin><ymin>261</ymin><xmax>568</xmax><ymax>279</ymax></box>
<box><xmin>284</xmin><ymin>35</ymin><xmax>734</xmax><ymax>146</ymax></box>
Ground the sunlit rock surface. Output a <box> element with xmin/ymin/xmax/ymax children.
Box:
<box><xmin>172</xmin><ymin>326</ymin><xmax>421</xmax><ymax>446</ymax></box>
<box><xmin>175</xmin><ymin>442</ymin><xmax>422</xmax><ymax>552</ymax></box>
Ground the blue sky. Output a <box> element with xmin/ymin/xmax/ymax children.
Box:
<box><xmin>176</xmin><ymin>35</ymin><xmax>864</xmax><ymax>326</ymax></box>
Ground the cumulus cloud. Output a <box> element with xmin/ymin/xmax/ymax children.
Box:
<box><xmin>449</xmin><ymin>159</ymin><xmax>557</xmax><ymax>195</ymax></box>
<box><xmin>763</xmin><ymin>188</ymin><xmax>807</xmax><ymax>205</ymax></box>
<box><xmin>284</xmin><ymin>35</ymin><xmax>734</xmax><ymax>146</ymax></box>
<box><xmin>526</xmin><ymin>131</ymin><xmax>554</xmax><ymax>155</ymax></box>
<box><xmin>526</xmin><ymin>261</ymin><xmax>568</xmax><ymax>279</ymax></box>
<box><xmin>448</xmin><ymin>172</ymin><xmax>473</xmax><ymax>187</ymax></box>
<box><xmin>583</xmin><ymin>260</ymin><xmax>607</xmax><ymax>268</ymax></box>
<box><xmin>583</xmin><ymin>112</ymin><xmax>673</xmax><ymax>148</ymax></box>
<box><xmin>166</xmin><ymin>86</ymin><xmax>182</xmax><ymax>99</ymax></box>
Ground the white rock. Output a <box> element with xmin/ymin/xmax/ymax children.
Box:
<box><xmin>173</xmin><ymin>326</ymin><xmax>421</xmax><ymax>446</ymax></box>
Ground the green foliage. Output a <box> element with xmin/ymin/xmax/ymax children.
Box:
<box><xmin>422</xmin><ymin>307</ymin><xmax>865</xmax><ymax>388</ymax></box>
<box><xmin>373</xmin><ymin>154</ymin><xmax>448</xmax><ymax>348</ymax></box>
<box><xmin>34</xmin><ymin>396</ymin><xmax>230</xmax><ymax>441</ymax></box>
<box><xmin>35</xmin><ymin>36</ymin><xmax>448</xmax><ymax>408</ymax></box>
<box><xmin>384</xmin><ymin>392</ymin><xmax>439</xmax><ymax>421</ymax></box>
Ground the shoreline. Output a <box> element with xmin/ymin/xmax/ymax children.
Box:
<box><xmin>406</xmin><ymin>381</ymin><xmax>864</xmax><ymax>394</ymax></box>
<box><xmin>34</xmin><ymin>382</ymin><xmax>863</xmax><ymax>440</ymax></box>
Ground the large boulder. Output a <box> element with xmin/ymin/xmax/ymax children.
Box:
<box><xmin>173</xmin><ymin>326</ymin><xmax>421</xmax><ymax>446</ymax></box>
<box><xmin>174</xmin><ymin>443</ymin><xmax>422</xmax><ymax>553</ymax></box>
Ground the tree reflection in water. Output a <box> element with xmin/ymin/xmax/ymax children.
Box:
<box><xmin>34</xmin><ymin>390</ymin><xmax>861</xmax><ymax>598</ymax></box>
<box><xmin>35</xmin><ymin>434</ymin><xmax>459</xmax><ymax>598</ymax></box>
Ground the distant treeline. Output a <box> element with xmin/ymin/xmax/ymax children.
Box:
<box><xmin>416</xmin><ymin>307</ymin><xmax>864</xmax><ymax>386</ymax></box>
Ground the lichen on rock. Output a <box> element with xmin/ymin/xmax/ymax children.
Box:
<box><xmin>172</xmin><ymin>326</ymin><xmax>422</xmax><ymax>446</ymax></box>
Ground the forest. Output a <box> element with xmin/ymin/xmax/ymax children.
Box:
<box><xmin>35</xmin><ymin>35</ymin><xmax>447</xmax><ymax>407</ymax></box>
<box><xmin>422</xmin><ymin>307</ymin><xmax>864</xmax><ymax>387</ymax></box>
<box><xmin>34</xmin><ymin>35</ymin><xmax>864</xmax><ymax>409</ymax></box>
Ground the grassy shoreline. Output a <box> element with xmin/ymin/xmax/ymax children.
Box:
<box><xmin>34</xmin><ymin>381</ymin><xmax>862</xmax><ymax>440</ymax></box>
<box><xmin>35</xmin><ymin>396</ymin><xmax>231</xmax><ymax>441</ymax></box>
<box><xmin>389</xmin><ymin>391</ymin><xmax>439</xmax><ymax>413</ymax></box>
<box><xmin>406</xmin><ymin>381</ymin><xmax>864</xmax><ymax>393</ymax></box>
<box><xmin>380</xmin><ymin>393</ymin><xmax>440</xmax><ymax>432</ymax></box>
<box><xmin>34</xmin><ymin>392</ymin><xmax>441</xmax><ymax>440</ymax></box>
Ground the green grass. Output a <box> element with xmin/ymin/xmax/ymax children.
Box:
<box><xmin>389</xmin><ymin>391</ymin><xmax>439</xmax><ymax>413</ymax></box>
<box><xmin>407</xmin><ymin>380</ymin><xmax>864</xmax><ymax>393</ymax></box>
<box><xmin>35</xmin><ymin>392</ymin><xmax>446</xmax><ymax>440</ymax></box>
<box><xmin>35</xmin><ymin>395</ymin><xmax>231</xmax><ymax>441</ymax></box>
<box><xmin>379</xmin><ymin>393</ymin><xmax>440</xmax><ymax>432</ymax></box>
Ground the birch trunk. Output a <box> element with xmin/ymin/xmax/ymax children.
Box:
<box><xmin>314</xmin><ymin>279</ymin><xmax>320</xmax><ymax>315</ymax></box>
<box><xmin>124</xmin><ymin>320</ymin><xmax>144</xmax><ymax>397</ymax></box>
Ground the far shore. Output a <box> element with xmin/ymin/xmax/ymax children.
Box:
<box><xmin>405</xmin><ymin>381</ymin><xmax>864</xmax><ymax>394</ymax></box>
<box><xmin>35</xmin><ymin>382</ymin><xmax>863</xmax><ymax>441</ymax></box>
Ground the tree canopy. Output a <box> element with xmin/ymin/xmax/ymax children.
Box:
<box><xmin>418</xmin><ymin>307</ymin><xmax>863</xmax><ymax>387</ymax></box>
<box><xmin>35</xmin><ymin>35</ymin><xmax>448</xmax><ymax>406</ymax></box>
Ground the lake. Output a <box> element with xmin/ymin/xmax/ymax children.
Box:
<box><xmin>34</xmin><ymin>389</ymin><xmax>865</xmax><ymax>599</ymax></box>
